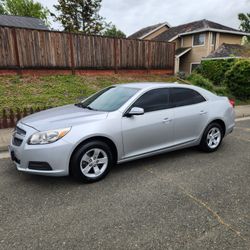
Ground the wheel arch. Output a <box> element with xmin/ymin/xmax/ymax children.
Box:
<box><xmin>69</xmin><ymin>136</ymin><xmax>118</xmax><ymax>173</ymax></box>
<box><xmin>206</xmin><ymin>119</ymin><xmax>226</xmax><ymax>137</ymax></box>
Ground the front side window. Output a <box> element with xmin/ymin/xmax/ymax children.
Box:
<box><xmin>132</xmin><ymin>88</ymin><xmax>170</xmax><ymax>113</ymax></box>
<box><xmin>79</xmin><ymin>86</ymin><xmax>139</xmax><ymax>112</ymax></box>
<box><xmin>170</xmin><ymin>88</ymin><xmax>206</xmax><ymax>107</ymax></box>
<box><xmin>193</xmin><ymin>33</ymin><xmax>205</xmax><ymax>46</ymax></box>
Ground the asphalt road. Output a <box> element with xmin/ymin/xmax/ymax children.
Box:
<box><xmin>0</xmin><ymin>120</ymin><xmax>249</xmax><ymax>250</ymax></box>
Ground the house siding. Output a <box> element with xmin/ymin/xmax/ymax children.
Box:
<box><xmin>144</xmin><ymin>26</ymin><xmax>169</xmax><ymax>40</ymax></box>
<box><xmin>178</xmin><ymin>32</ymin><xmax>210</xmax><ymax>73</ymax></box>
<box><xmin>217</xmin><ymin>34</ymin><xmax>242</xmax><ymax>47</ymax></box>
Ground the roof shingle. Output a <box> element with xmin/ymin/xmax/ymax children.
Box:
<box><xmin>128</xmin><ymin>23</ymin><xmax>166</xmax><ymax>39</ymax></box>
<box><xmin>154</xmin><ymin>19</ymin><xmax>245</xmax><ymax>41</ymax></box>
<box><xmin>0</xmin><ymin>15</ymin><xmax>49</xmax><ymax>30</ymax></box>
<box><xmin>206</xmin><ymin>43</ymin><xmax>250</xmax><ymax>58</ymax></box>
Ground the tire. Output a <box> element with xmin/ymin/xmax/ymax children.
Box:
<box><xmin>70</xmin><ymin>140</ymin><xmax>114</xmax><ymax>183</ymax></box>
<box><xmin>199</xmin><ymin>122</ymin><xmax>224</xmax><ymax>152</ymax></box>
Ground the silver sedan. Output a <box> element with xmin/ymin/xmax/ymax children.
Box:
<box><xmin>9</xmin><ymin>83</ymin><xmax>235</xmax><ymax>182</ymax></box>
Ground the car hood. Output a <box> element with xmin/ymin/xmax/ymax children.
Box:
<box><xmin>20</xmin><ymin>104</ymin><xmax>108</xmax><ymax>131</ymax></box>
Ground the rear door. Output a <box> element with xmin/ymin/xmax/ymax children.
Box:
<box><xmin>121</xmin><ymin>88</ymin><xmax>174</xmax><ymax>158</ymax></box>
<box><xmin>170</xmin><ymin>87</ymin><xmax>209</xmax><ymax>145</ymax></box>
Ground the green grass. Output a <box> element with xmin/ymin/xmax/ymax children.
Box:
<box><xmin>0</xmin><ymin>74</ymin><xmax>177</xmax><ymax>111</ymax></box>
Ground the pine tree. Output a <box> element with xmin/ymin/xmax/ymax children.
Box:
<box><xmin>54</xmin><ymin>0</ymin><xmax>105</xmax><ymax>34</ymax></box>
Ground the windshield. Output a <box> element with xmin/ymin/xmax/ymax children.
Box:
<box><xmin>77</xmin><ymin>86</ymin><xmax>139</xmax><ymax>112</ymax></box>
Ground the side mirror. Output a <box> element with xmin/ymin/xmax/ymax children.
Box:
<box><xmin>126</xmin><ymin>107</ymin><xmax>144</xmax><ymax>117</ymax></box>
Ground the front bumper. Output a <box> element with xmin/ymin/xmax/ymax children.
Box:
<box><xmin>9</xmin><ymin>122</ymin><xmax>72</xmax><ymax>177</ymax></box>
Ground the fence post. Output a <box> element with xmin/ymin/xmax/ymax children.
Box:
<box><xmin>9</xmin><ymin>109</ymin><xmax>15</xmax><ymax>127</ymax></box>
<box><xmin>147</xmin><ymin>41</ymin><xmax>151</xmax><ymax>74</ymax></box>
<box><xmin>12</xmin><ymin>28</ymin><xmax>21</xmax><ymax>75</ymax></box>
<box><xmin>16</xmin><ymin>108</ymin><xmax>21</xmax><ymax>121</ymax></box>
<box><xmin>2</xmin><ymin>109</ymin><xmax>7</xmax><ymax>128</ymax></box>
<box><xmin>69</xmin><ymin>33</ymin><xmax>75</xmax><ymax>75</ymax></box>
<box><xmin>23</xmin><ymin>108</ymin><xmax>27</xmax><ymax>118</ymax></box>
<box><xmin>172</xmin><ymin>43</ymin><xmax>176</xmax><ymax>75</ymax></box>
<box><xmin>114</xmin><ymin>38</ymin><xmax>118</xmax><ymax>74</ymax></box>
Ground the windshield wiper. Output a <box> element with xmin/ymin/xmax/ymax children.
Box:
<box><xmin>74</xmin><ymin>103</ymin><xmax>86</xmax><ymax>108</ymax></box>
<box><xmin>75</xmin><ymin>103</ymin><xmax>97</xmax><ymax>111</ymax></box>
<box><xmin>85</xmin><ymin>106</ymin><xmax>94</xmax><ymax>110</ymax></box>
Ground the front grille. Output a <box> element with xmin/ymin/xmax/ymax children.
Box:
<box><xmin>16</xmin><ymin>126</ymin><xmax>26</xmax><ymax>136</ymax></box>
<box><xmin>12</xmin><ymin>126</ymin><xmax>26</xmax><ymax>147</ymax></box>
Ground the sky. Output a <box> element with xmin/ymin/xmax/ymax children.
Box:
<box><xmin>41</xmin><ymin>0</ymin><xmax>250</xmax><ymax>36</ymax></box>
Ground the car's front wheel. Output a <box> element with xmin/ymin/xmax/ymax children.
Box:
<box><xmin>70</xmin><ymin>140</ymin><xmax>114</xmax><ymax>183</ymax></box>
<box><xmin>199</xmin><ymin>122</ymin><xmax>224</xmax><ymax>152</ymax></box>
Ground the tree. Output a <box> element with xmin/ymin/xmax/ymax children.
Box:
<box><xmin>0</xmin><ymin>1</ymin><xmax>5</xmax><ymax>14</ymax></box>
<box><xmin>54</xmin><ymin>0</ymin><xmax>105</xmax><ymax>34</ymax></box>
<box><xmin>103</xmin><ymin>24</ymin><xmax>126</xmax><ymax>38</ymax></box>
<box><xmin>238</xmin><ymin>13</ymin><xmax>250</xmax><ymax>42</ymax></box>
<box><xmin>2</xmin><ymin>0</ymin><xmax>49</xmax><ymax>23</ymax></box>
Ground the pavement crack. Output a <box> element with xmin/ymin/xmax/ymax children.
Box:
<box><xmin>146</xmin><ymin>168</ymin><xmax>248</xmax><ymax>243</ymax></box>
<box><xmin>177</xmin><ymin>185</ymin><xmax>247</xmax><ymax>242</ymax></box>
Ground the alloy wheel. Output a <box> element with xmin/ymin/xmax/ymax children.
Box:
<box><xmin>206</xmin><ymin>127</ymin><xmax>221</xmax><ymax>149</ymax></box>
<box><xmin>80</xmin><ymin>148</ymin><xmax>108</xmax><ymax>178</ymax></box>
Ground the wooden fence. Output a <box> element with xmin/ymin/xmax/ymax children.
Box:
<box><xmin>0</xmin><ymin>27</ymin><xmax>175</xmax><ymax>74</ymax></box>
<box><xmin>0</xmin><ymin>107</ymin><xmax>49</xmax><ymax>129</ymax></box>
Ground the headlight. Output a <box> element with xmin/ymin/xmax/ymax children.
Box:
<box><xmin>28</xmin><ymin>128</ymin><xmax>71</xmax><ymax>145</ymax></box>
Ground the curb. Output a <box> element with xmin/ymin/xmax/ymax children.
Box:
<box><xmin>0</xmin><ymin>145</ymin><xmax>8</xmax><ymax>153</ymax></box>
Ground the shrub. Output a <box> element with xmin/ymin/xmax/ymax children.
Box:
<box><xmin>196</xmin><ymin>59</ymin><xmax>236</xmax><ymax>85</ymax></box>
<box><xmin>224</xmin><ymin>59</ymin><xmax>250</xmax><ymax>100</ymax></box>
<box><xmin>187</xmin><ymin>73</ymin><xmax>215</xmax><ymax>92</ymax></box>
<box><xmin>213</xmin><ymin>86</ymin><xmax>230</xmax><ymax>97</ymax></box>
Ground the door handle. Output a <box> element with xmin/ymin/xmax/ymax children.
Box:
<box><xmin>163</xmin><ymin>118</ymin><xmax>172</xmax><ymax>123</ymax></box>
<box><xmin>199</xmin><ymin>110</ymin><xmax>207</xmax><ymax>115</ymax></box>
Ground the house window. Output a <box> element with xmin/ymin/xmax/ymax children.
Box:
<box><xmin>193</xmin><ymin>33</ymin><xmax>205</xmax><ymax>46</ymax></box>
<box><xmin>211</xmin><ymin>32</ymin><xmax>216</xmax><ymax>45</ymax></box>
<box><xmin>191</xmin><ymin>63</ymin><xmax>200</xmax><ymax>72</ymax></box>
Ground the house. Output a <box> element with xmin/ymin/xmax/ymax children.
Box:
<box><xmin>129</xmin><ymin>19</ymin><xmax>249</xmax><ymax>75</ymax></box>
<box><xmin>0</xmin><ymin>14</ymin><xmax>49</xmax><ymax>30</ymax></box>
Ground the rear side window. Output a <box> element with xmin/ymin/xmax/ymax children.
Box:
<box><xmin>170</xmin><ymin>88</ymin><xmax>206</xmax><ymax>107</ymax></box>
<box><xmin>132</xmin><ymin>88</ymin><xmax>170</xmax><ymax>112</ymax></box>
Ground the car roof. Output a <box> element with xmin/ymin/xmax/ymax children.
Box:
<box><xmin>117</xmin><ymin>82</ymin><xmax>180</xmax><ymax>89</ymax></box>
<box><xmin>116</xmin><ymin>82</ymin><xmax>218</xmax><ymax>100</ymax></box>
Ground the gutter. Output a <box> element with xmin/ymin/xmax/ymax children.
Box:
<box><xmin>168</xmin><ymin>29</ymin><xmax>250</xmax><ymax>42</ymax></box>
<box><xmin>201</xmin><ymin>56</ymin><xmax>242</xmax><ymax>61</ymax></box>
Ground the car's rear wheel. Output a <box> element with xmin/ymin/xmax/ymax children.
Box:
<box><xmin>70</xmin><ymin>140</ymin><xmax>114</xmax><ymax>183</ymax></box>
<box><xmin>199</xmin><ymin>122</ymin><xmax>223</xmax><ymax>152</ymax></box>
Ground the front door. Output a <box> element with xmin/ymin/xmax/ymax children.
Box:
<box><xmin>121</xmin><ymin>88</ymin><xmax>174</xmax><ymax>158</ymax></box>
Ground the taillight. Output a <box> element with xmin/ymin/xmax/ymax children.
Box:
<box><xmin>229</xmin><ymin>99</ymin><xmax>235</xmax><ymax>108</ymax></box>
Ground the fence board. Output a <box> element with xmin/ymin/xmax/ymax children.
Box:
<box><xmin>0</xmin><ymin>27</ymin><xmax>17</xmax><ymax>67</ymax></box>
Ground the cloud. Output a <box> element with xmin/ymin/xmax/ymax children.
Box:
<box><xmin>40</xmin><ymin>0</ymin><xmax>250</xmax><ymax>36</ymax></box>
